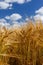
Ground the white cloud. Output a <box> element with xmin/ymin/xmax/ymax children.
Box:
<box><xmin>0</xmin><ymin>13</ymin><xmax>30</xmax><ymax>29</ymax></box>
<box><xmin>4</xmin><ymin>0</ymin><xmax>17</xmax><ymax>3</ymax></box>
<box><xmin>25</xmin><ymin>17</ymin><xmax>29</xmax><ymax>21</ymax></box>
<box><xmin>0</xmin><ymin>22</ymin><xmax>10</xmax><ymax>27</ymax></box>
<box><xmin>4</xmin><ymin>23</ymin><xmax>10</xmax><ymax>28</ymax></box>
<box><xmin>35</xmin><ymin>7</ymin><xmax>43</xmax><ymax>15</ymax></box>
<box><xmin>5</xmin><ymin>13</ymin><xmax>22</xmax><ymax>28</ymax></box>
<box><xmin>30</xmin><ymin>7</ymin><xmax>43</xmax><ymax>21</ymax></box>
<box><xmin>33</xmin><ymin>14</ymin><xmax>43</xmax><ymax>21</ymax></box>
<box><xmin>10</xmin><ymin>13</ymin><xmax>22</xmax><ymax>21</ymax></box>
<box><xmin>5</xmin><ymin>16</ymin><xmax>10</xmax><ymax>19</ymax></box>
<box><xmin>0</xmin><ymin>0</ymin><xmax>31</xmax><ymax>9</ymax></box>
<box><xmin>17</xmin><ymin>0</ymin><xmax>25</xmax><ymax>4</ymax></box>
<box><xmin>0</xmin><ymin>13</ymin><xmax>22</xmax><ymax>28</ymax></box>
<box><xmin>5</xmin><ymin>13</ymin><xmax>22</xmax><ymax>21</ymax></box>
<box><xmin>0</xmin><ymin>2</ymin><xmax>12</xmax><ymax>9</ymax></box>
<box><xmin>4</xmin><ymin>0</ymin><xmax>31</xmax><ymax>4</ymax></box>
<box><xmin>11</xmin><ymin>22</ymin><xmax>21</xmax><ymax>29</ymax></box>
<box><xmin>0</xmin><ymin>18</ymin><xmax>10</xmax><ymax>28</ymax></box>
<box><xmin>0</xmin><ymin>18</ymin><xmax>6</xmax><ymax>23</ymax></box>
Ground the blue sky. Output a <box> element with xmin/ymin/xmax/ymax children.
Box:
<box><xmin>0</xmin><ymin>0</ymin><xmax>43</xmax><ymax>28</ymax></box>
<box><xmin>0</xmin><ymin>0</ymin><xmax>43</xmax><ymax>18</ymax></box>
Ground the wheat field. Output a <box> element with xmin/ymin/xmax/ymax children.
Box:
<box><xmin>0</xmin><ymin>20</ymin><xmax>43</xmax><ymax>65</ymax></box>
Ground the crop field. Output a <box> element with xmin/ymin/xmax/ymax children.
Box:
<box><xmin>0</xmin><ymin>21</ymin><xmax>43</xmax><ymax>65</ymax></box>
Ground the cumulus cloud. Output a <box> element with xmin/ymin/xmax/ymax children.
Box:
<box><xmin>4</xmin><ymin>0</ymin><xmax>31</xmax><ymax>4</ymax></box>
<box><xmin>0</xmin><ymin>0</ymin><xmax>31</xmax><ymax>9</ymax></box>
<box><xmin>0</xmin><ymin>13</ymin><xmax>22</xmax><ymax>28</ymax></box>
<box><xmin>30</xmin><ymin>7</ymin><xmax>43</xmax><ymax>21</ymax></box>
<box><xmin>0</xmin><ymin>18</ymin><xmax>6</xmax><ymax>23</ymax></box>
<box><xmin>0</xmin><ymin>2</ymin><xmax>12</xmax><ymax>9</ymax></box>
<box><xmin>17</xmin><ymin>0</ymin><xmax>25</xmax><ymax>4</ymax></box>
<box><xmin>0</xmin><ymin>22</ymin><xmax>10</xmax><ymax>28</ymax></box>
<box><xmin>0</xmin><ymin>13</ymin><xmax>30</xmax><ymax>29</ymax></box>
<box><xmin>0</xmin><ymin>18</ymin><xmax>10</xmax><ymax>28</ymax></box>
<box><xmin>10</xmin><ymin>13</ymin><xmax>22</xmax><ymax>21</ymax></box>
<box><xmin>5</xmin><ymin>13</ymin><xmax>22</xmax><ymax>21</ymax></box>
<box><xmin>25</xmin><ymin>17</ymin><xmax>29</xmax><ymax>21</ymax></box>
<box><xmin>11</xmin><ymin>22</ymin><xmax>21</xmax><ymax>29</ymax></box>
<box><xmin>35</xmin><ymin>7</ymin><xmax>43</xmax><ymax>15</ymax></box>
<box><xmin>5</xmin><ymin>16</ymin><xmax>10</xmax><ymax>19</ymax></box>
<box><xmin>33</xmin><ymin>14</ymin><xmax>43</xmax><ymax>21</ymax></box>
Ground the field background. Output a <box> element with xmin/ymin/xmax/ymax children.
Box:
<box><xmin>0</xmin><ymin>20</ymin><xmax>43</xmax><ymax>65</ymax></box>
